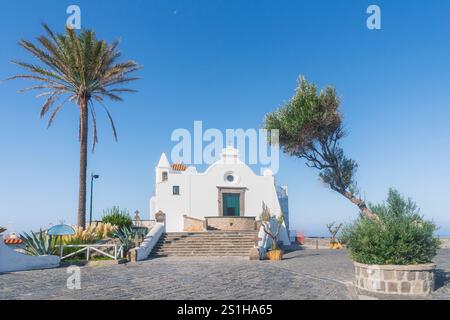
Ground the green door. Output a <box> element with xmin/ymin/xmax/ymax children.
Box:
<box><xmin>223</xmin><ymin>193</ymin><xmax>241</xmax><ymax>217</ymax></box>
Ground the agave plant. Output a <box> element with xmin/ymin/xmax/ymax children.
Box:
<box><xmin>113</xmin><ymin>226</ymin><xmax>135</xmax><ymax>252</ymax></box>
<box><xmin>21</xmin><ymin>230</ymin><xmax>57</xmax><ymax>256</ymax></box>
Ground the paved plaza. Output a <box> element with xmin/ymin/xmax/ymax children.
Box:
<box><xmin>1</xmin><ymin>249</ymin><xmax>449</xmax><ymax>300</ymax></box>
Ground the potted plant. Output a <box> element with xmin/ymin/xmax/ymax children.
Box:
<box><xmin>341</xmin><ymin>189</ymin><xmax>440</xmax><ymax>295</ymax></box>
<box><xmin>260</xmin><ymin>202</ymin><xmax>285</xmax><ymax>261</ymax></box>
<box><xmin>326</xmin><ymin>222</ymin><xmax>343</xmax><ymax>249</ymax></box>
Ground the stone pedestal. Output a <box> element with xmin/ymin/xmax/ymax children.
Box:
<box><xmin>249</xmin><ymin>247</ymin><xmax>260</xmax><ymax>260</ymax></box>
<box><xmin>354</xmin><ymin>262</ymin><xmax>436</xmax><ymax>295</ymax></box>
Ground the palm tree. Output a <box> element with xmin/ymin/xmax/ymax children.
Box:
<box><xmin>9</xmin><ymin>24</ymin><xmax>142</xmax><ymax>229</ymax></box>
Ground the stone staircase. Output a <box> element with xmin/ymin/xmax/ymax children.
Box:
<box><xmin>150</xmin><ymin>231</ymin><xmax>258</xmax><ymax>257</ymax></box>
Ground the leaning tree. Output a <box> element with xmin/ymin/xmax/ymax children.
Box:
<box><xmin>9</xmin><ymin>24</ymin><xmax>142</xmax><ymax>228</ymax></box>
<box><xmin>263</xmin><ymin>77</ymin><xmax>378</xmax><ymax>221</ymax></box>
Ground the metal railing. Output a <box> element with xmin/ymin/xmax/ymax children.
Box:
<box><xmin>60</xmin><ymin>244</ymin><xmax>124</xmax><ymax>261</ymax></box>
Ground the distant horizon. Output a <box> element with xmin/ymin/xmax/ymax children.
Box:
<box><xmin>1</xmin><ymin>0</ymin><xmax>449</xmax><ymax>237</ymax></box>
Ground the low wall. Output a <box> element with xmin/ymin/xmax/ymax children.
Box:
<box><xmin>205</xmin><ymin>217</ymin><xmax>257</xmax><ymax>231</ymax></box>
<box><xmin>354</xmin><ymin>262</ymin><xmax>436</xmax><ymax>295</ymax></box>
<box><xmin>89</xmin><ymin>220</ymin><xmax>156</xmax><ymax>230</ymax></box>
<box><xmin>0</xmin><ymin>235</ymin><xmax>60</xmax><ymax>273</ymax></box>
<box><xmin>183</xmin><ymin>215</ymin><xmax>205</xmax><ymax>232</ymax></box>
<box><xmin>439</xmin><ymin>237</ymin><xmax>450</xmax><ymax>249</ymax></box>
<box><xmin>302</xmin><ymin>237</ymin><xmax>332</xmax><ymax>249</ymax></box>
<box><xmin>134</xmin><ymin>223</ymin><xmax>165</xmax><ymax>261</ymax></box>
<box><xmin>135</xmin><ymin>220</ymin><xmax>156</xmax><ymax>230</ymax></box>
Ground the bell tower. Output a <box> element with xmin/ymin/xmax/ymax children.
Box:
<box><xmin>156</xmin><ymin>153</ymin><xmax>170</xmax><ymax>183</ymax></box>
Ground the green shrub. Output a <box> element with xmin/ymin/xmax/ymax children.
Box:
<box><xmin>341</xmin><ymin>189</ymin><xmax>440</xmax><ymax>265</ymax></box>
<box><xmin>101</xmin><ymin>207</ymin><xmax>132</xmax><ymax>229</ymax></box>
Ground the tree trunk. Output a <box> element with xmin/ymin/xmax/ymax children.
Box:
<box><xmin>341</xmin><ymin>191</ymin><xmax>380</xmax><ymax>222</ymax></box>
<box><xmin>77</xmin><ymin>99</ymin><xmax>88</xmax><ymax>229</ymax></box>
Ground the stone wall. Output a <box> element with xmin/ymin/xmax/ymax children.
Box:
<box><xmin>183</xmin><ymin>215</ymin><xmax>205</xmax><ymax>232</ymax></box>
<box><xmin>205</xmin><ymin>217</ymin><xmax>257</xmax><ymax>231</ymax></box>
<box><xmin>354</xmin><ymin>262</ymin><xmax>436</xmax><ymax>295</ymax></box>
<box><xmin>90</xmin><ymin>220</ymin><xmax>156</xmax><ymax>229</ymax></box>
<box><xmin>136</xmin><ymin>220</ymin><xmax>156</xmax><ymax>230</ymax></box>
<box><xmin>0</xmin><ymin>235</ymin><xmax>60</xmax><ymax>273</ymax></box>
<box><xmin>303</xmin><ymin>237</ymin><xmax>332</xmax><ymax>249</ymax></box>
<box><xmin>440</xmin><ymin>237</ymin><xmax>450</xmax><ymax>249</ymax></box>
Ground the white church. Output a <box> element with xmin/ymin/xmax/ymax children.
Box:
<box><xmin>150</xmin><ymin>147</ymin><xmax>290</xmax><ymax>245</ymax></box>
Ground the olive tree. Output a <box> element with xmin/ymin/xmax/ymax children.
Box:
<box><xmin>263</xmin><ymin>77</ymin><xmax>378</xmax><ymax>221</ymax></box>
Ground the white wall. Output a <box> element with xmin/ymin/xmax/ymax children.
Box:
<box><xmin>0</xmin><ymin>235</ymin><xmax>60</xmax><ymax>273</ymax></box>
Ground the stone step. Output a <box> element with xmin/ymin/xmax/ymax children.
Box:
<box><xmin>156</xmin><ymin>244</ymin><xmax>255</xmax><ymax>249</ymax></box>
<box><xmin>151</xmin><ymin>232</ymin><xmax>258</xmax><ymax>257</ymax></box>
<box><xmin>155</xmin><ymin>242</ymin><xmax>255</xmax><ymax>248</ymax></box>
<box><xmin>158</xmin><ymin>239</ymin><xmax>257</xmax><ymax>244</ymax></box>
<box><xmin>153</xmin><ymin>248</ymin><xmax>253</xmax><ymax>252</ymax></box>
<box><xmin>154</xmin><ymin>241</ymin><xmax>256</xmax><ymax>245</ymax></box>
<box><xmin>166</xmin><ymin>230</ymin><xmax>258</xmax><ymax>235</ymax></box>
<box><xmin>162</xmin><ymin>235</ymin><xmax>258</xmax><ymax>239</ymax></box>
<box><xmin>164</xmin><ymin>233</ymin><xmax>258</xmax><ymax>238</ymax></box>
<box><xmin>158</xmin><ymin>238</ymin><xmax>258</xmax><ymax>244</ymax></box>
<box><xmin>163</xmin><ymin>234</ymin><xmax>257</xmax><ymax>238</ymax></box>
<box><xmin>153</xmin><ymin>246</ymin><xmax>254</xmax><ymax>251</ymax></box>
<box><xmin>162</xmin><ymin>236</ymin><xmax>258</xmax><ymax>239</ymax></box>
<box><xmin>150</xmin><ymin>253</ymin><xmax>251</xmax><ymax>257</ymax></box>
<box><xmin>152</xmin><ymin>249</ymin><xmax>252</xmax><ymax>254</ymax></box>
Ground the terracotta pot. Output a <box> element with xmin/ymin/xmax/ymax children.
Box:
<box><xmin>330</xmin><ymin>243</ymin><xmax>343</xmax><ymax>249</ymax></box>
<box><xmin>266</xmin><ymin>249</ymin><xmax>283</xmax><ymax>261</ymax></box>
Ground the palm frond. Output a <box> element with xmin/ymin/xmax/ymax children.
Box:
<box><xmin>89</xmin><ymin>101</ymin><xmax>99</xmax><ymax>152</ymax></box>
<box><xmin>9</xmin><ymin>24</ymin><xmax>141</xmax><ymax>148</ymax></box>
<box><xmin>94</xmin><ymin>96</ymin><xmax>118</xmax><ymax>142</ymax></box>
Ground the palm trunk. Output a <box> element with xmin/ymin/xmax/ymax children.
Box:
<box><xmin>77</xmin><ymin>99</ymin><xmax>88</xmax><ymax>229</ymax></box>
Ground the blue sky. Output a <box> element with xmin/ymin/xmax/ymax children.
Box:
<box><xmin>0</xmin><ymin>0</ymin><xmax>449</xmax><ymax>236</ymax></box>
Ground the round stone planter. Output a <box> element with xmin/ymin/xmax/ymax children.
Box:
<box><xmin>354</xmin><ymin>262</ymin><xmax>436</xmax><ymax>295</ymax></box>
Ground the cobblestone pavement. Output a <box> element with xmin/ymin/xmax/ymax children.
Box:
<box><xmin>1</xmin><ymin>249</ymin><xmax>449</xmax><ymax>300</ymax></box>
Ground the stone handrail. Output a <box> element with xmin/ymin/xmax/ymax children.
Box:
<box><xmin>133</xmin><ymin>223</ymin><xmax>165</xmax><ymax>261</ymax></box>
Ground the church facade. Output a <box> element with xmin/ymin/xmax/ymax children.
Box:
<box><xmin>150</xmin><ymin>147</ymin><xmax>290</xmax><ymax>245</ymax></box>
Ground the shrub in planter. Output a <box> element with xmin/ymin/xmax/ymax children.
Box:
<box><xmin>101</xmin><ymin>207</ymin><xmax>133</xmax><ymax>229</ymax></box>
<box><xmin>326</xmin><ymin>222</ymin><xmax>343</xmax><ymax>249</ymax></box>
<box><xmin>341</xmin><ymin>189</ymin><xmax>440</xmax><ymax>295</ymax></box>
<box><xmin>341</xmin><ymin>189</ymin><xmax>439</xmax><ymax>265</ymax></box>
